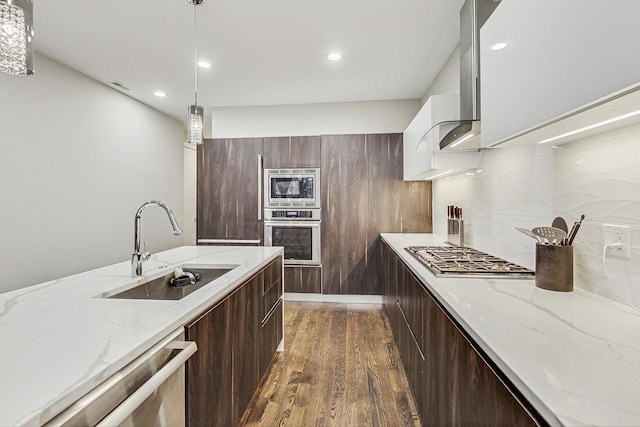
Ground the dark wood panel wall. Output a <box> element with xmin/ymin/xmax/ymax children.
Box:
<box><xmin>264</xmin><ymin>136</ymin><xmax>321</xmax><ymax>168</ymax></box>
<box><xmin>321</xmin><ymin>134</ymin><xmax>432</xmax><ymax>295</ymax></box>
<box><xmin>197</xmin><ymin>133</ymin><xmax>432</xmax><ymax>296</ymax></box>
<box><xmin>321</xmin><ymin>135</ymin><xmax>370</xmax><ymax>295</ymax></box>
<box><xmin>197</xmin><ymin>138</ymin><xmax>264</xmax><ymax>241</ymax></box>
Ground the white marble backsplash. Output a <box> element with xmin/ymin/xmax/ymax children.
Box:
<box><xmin>433</xmin><ymin>122</ymin><xmax>640</xmax><ymax>307</ymax></box>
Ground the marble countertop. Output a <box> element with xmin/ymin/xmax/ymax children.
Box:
<box><xmin>381</xmin><ymin>233</ymin><xmax>640</xmax><ymax>427</ymax></box>
<box><xmin>0</xmin><ymin>245</ymin><xmax>283</xmax><ymax>426</ymax></box>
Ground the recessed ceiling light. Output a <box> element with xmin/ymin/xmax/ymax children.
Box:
<box><xmin>327</xmin><ymin>52</ymin><xmax>342</xmax><ymax>61</ymax></box>
<box><xmin>197</xmin><ymin>61</ymin><xmax>211</xmax><ymax>68</ymax></box>
<box><xmin>490</xmin><ymin>42</ymin><xmax>508</xmax><ymax>51</ymax></box>
<box><xmin>153</xmin><ymin>91</ymin><xmax>166</xmax><ymax>97</ymax></box>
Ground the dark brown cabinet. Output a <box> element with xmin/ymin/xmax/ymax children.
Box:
<box><xmin>197</xmin><ymin>133</ymin><xmax>431</xmax><ymax>296</ymax></box>
<box><xmin>283</xmin><ymin>265</ymin><xmax>322</xmax><ymax>293</ymax></box>
<box><xmin>185</xmin><ymin>257</ymin><xmax>283</xmax><ymax>427</ymax></box>
<box><xmin>321</xmin><ymin>134</ymin><xmax>432</xmax><ymax>295</ymax></box>
<box><xmin>185</xmin><ymin>294</ymin><xmax>235</xmax><ymax>427</ymax></box>
<box><xmin>263</xmin><ymin>136</ymin><xmax>321</xmax><ymax>168</ymax></box>
<box><xmin>197</xmin><ymin>138</ymin><xmax>264</xmax><ymax>242</ymax></box>
<box><xmin>382</xmin><ymin>242</ymin><xmax>539</xmax><ymax>427</ymax></box>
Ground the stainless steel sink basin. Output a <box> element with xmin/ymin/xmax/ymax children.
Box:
<box><xmin>105</xmin><ymin>266</ymin><xmax>235</xmax><ymax>300</ymax></box>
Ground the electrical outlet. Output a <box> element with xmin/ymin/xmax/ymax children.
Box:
<box><xmin>603</xmin><ymin>224</ymin><xmax>631</xmax><ymax>258</ymax></box>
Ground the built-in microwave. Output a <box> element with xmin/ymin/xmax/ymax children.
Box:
<box><xmin>264</xmin><ymin>168</ymin><xmax>320</xmax><ymax>208</ymax></box>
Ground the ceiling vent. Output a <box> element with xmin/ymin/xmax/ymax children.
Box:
<box><xmin>110</xmin><ymin>81</ymin><xmax>131</xmax><ymax>91</ymax></box>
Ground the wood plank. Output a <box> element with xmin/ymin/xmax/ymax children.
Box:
<box><xmin>241</xmin><ymin>302</ymin><xmax>422</xmax><ymax>427</ymax></box>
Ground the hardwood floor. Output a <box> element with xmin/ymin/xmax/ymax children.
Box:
<box><xmin>241</xmin><ymin>302</ymin><xmax>422</xmax><ymax>427</ymax></box>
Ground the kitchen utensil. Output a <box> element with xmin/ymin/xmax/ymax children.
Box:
<box><xmin>531</xmin><ymin>227</ymin><xmax>567</xmax><ymax>245</ymax></box>
<box><xmin>516</xmin><ymin>227</ymin><xmax>542</xmax><ymax>242</ymax></box>
<box><xmin>552</xmin><ymin>217</ymin><xmax>568</xmax><ymax>233</ymax></box>
<box><xmin>567</xmin><ymin>214</ymin><xmax>585</xmax><ymax>245</ymax></box>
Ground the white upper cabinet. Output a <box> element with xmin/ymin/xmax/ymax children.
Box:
<box><xmin>480</xmin><ymin>0</ymin><xmax>640</xmax><ymax>147</ymax></box>
<box><xmin>403</xmin><ymin>94</ymin><xmax>459</xmax><ymax>180</ymax></box>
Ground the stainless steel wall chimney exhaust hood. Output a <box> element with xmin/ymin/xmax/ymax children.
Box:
<box><xmin>439</xmin><ymin>0</ymin><xmax>501</xmax><ymax>151</ymax></box>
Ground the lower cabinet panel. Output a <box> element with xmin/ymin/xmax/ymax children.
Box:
<box><xmin>382</xmin><ymin>242</ymin><xmax>539</xmax><ymax>427</ymax></box>
<box><xmin>260</xmin><ymin>299</ymin><xmax>283</xmax><ymax>379</ymax></box>
<box><xmin>283</xmin><ymin>266</ymin><xmax>321</xmax><ymax>293</ymax></box>
<box><xmin>185</xmin><ymin>296</ymin><xmax>235</xmax><ymax>427</ymax></box>
<box><xmin>185</xmin><ymin>257</ymin><xmax>283</xmax><ymax>427</ymax></box>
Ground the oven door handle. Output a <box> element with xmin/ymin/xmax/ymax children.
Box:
<box><xmin>96</xmin><ymin>341</ymin><xmax>197</xmax><ymax>427</ymax></box>
<box><xmin>264</xmin><ymin>220</ymin><xmax>321</xmax><ymax>227</ymax></box>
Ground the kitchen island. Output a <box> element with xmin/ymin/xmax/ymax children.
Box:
<box><xmin>382</xmin><ymin>233</ymin><xmax>640</xmax><ymax>427</ymax></box>
<box><xmin>0</xmin><ymin>245</ymin><xmax>283</xmax><ymax>426</ymax></box>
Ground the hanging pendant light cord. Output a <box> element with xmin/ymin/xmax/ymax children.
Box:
<box><xmin>193</xmin><ymin>1</ymin><xmax>198</xmax><ymax>105</ymax></box>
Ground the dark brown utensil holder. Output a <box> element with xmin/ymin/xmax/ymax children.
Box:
<box><xmin>535</xmin><ymin>243</ymin><xmax>573</xmax><ymax>292</ymax></box>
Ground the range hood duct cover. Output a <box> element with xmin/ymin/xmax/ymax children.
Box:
<box><xmin>439</xmin><ymin>0</ymin><xmax>501</xmax><ymax>150</ymax></box>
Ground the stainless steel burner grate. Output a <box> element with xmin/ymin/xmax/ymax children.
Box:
<box><xmin>405</xmin><ymin>246</ymin><xmax>535</xmax><ymax>278</ymax></box>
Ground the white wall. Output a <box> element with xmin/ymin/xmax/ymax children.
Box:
<box><xmin>210</xmin><ymin>100</ymin><xmax>421</xmax><ymax>138</ymax></box>
<box><xmin>420</xmin><ymin>46</ymin><xmax>459</xmax><ymax>103</ymax></box>
<box><xmin>0</xmin><ymin>54</ymin><xmax>185</xmax><ymax>293</ymax></box>
<box><xmin>422</xmin><ymin>42</ymin><xmax>640</xmax><ymax>308</ymax></box>
<box><xmin>433</xmin><ymin>125</ymin><xmax>640</xmax><ymax>307</ymax></box>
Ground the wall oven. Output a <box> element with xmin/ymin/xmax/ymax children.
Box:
<box><xmin>264</xmin><ymin>168</ymin><xmax>321</xmax><ymax>208</ymax></box>
<box><xmin>264</xmin><ymin>208</ymin><xmax>321</xmax><ymax>266</ymax></box>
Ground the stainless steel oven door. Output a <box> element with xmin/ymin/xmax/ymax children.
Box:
<box><xmin>264</xmin><ymin>221</ymin><xmax>321</xmax><ymax>266</ymax></box>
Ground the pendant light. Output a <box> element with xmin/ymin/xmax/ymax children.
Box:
<box><xmin>0</xmin><ymin>0</ymin><xmax>34</xmax><ymax>76</ymax></box>
<box><xmin>187</xmin><ymin>0</ymin><xmax>204</xmax><ymax>145</ymax></box>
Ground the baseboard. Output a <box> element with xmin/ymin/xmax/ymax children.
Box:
<box><xmin>284</xmin><ymin>293</ymin><xmax>384</xmax><ymax>304</ymax></box>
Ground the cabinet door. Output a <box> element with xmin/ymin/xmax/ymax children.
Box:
<box><xmin>322</xmin><ymin>134</ymin><xmax>431</xmax><ymax>296</ymax></box>
<box><xmin>321</xmin><ymin>134</ymin><xmax>369</xmax><ymax>294</ymax></box>
<box><xmin>283</xmin><ymin>266</ymin><xmax>321</xmax><ymax>293</ymax></box>
<box><xmin>264</xmin><ymin>136</ymin><xmax>321</xmax><ymax>168</ymax></box>
<box><xmin>423</xmin><ymin>284</ymin><xmax>537</xmax><ymax>426</ymax></box>
<box><xmin>233</xmin><ymin>272</ymin><xmax>262</xmax><ymax>424</ymax></box>
<box><xmin>185</xmin><ymin>297</ymin><xmax>235</xmax><ymax>427</ymax></box>
<box><xmin>397</xmin><ymin>263</ymin><xmax>425</xmax><ymax>354</ymax></box>
<box><xmin>381</xmin><ymin>242</ymin><xmax>399</xmax><ymax>336</ymax></box>
<box><xmin>481</xmin><ymin>1</ymin><xmax>640</xmax><ymax>147</ymax></box>
<box><xmin>197</xmin><ymin>138</ymin><xmax>264</xmax><ymax>241</ymax></box>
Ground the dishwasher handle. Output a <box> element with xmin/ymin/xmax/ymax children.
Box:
<box><xmin>96</xmin><ymin>341</ymin><xmax>197</xmax><ymax>427</ymax></box>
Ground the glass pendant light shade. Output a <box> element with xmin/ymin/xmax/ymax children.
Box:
<box><xmin>0</xmin><ymin>0</ymin><xmax>34</xmax><ymax>76</ymax></box>
<box><xmin>187</xmin><ymin>104</ymin><xmax>204</xmax><ymax>144</ymax></box>
<box><xmin>186</xmin><ymin>0</ymin><xmax>205</xmax><ymax>145</ymax></box>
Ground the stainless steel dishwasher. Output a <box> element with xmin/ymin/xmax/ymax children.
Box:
<box><xmin>45</xmin><ymin>328</ymin><xmax>197</xmax><ymax>427</ymax></box>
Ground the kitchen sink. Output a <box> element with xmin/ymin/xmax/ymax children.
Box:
<box><xmin>103</xmin><ymin>266</ymin><xmax>236</xmax><ymax>300</ymax></box>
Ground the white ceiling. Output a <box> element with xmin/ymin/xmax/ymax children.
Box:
<box><xmin>34</xmin><ymin>0</ymin><xmax>463</xmax><ymax>121</ymax></box>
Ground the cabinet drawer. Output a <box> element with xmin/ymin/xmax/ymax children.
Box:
<box><xmin>262</xmin><ymin>278</ymin><xmax>282</xmax><ymax>320</ymax></box>
<box><xmin>259</xmin><ymin>299</ymin><xmax>283</xmax><ymax>379</ymax></box>
<box><xmin>263</xmin><ymin>258</ymin><xmax>282</xmax><ymax>295</ymax></box>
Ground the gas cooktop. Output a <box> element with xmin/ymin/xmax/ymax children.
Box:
<box><xmin>405</xmin><ymin>246</ymin><xmax>535</xmax><ymax>279</ymax></box>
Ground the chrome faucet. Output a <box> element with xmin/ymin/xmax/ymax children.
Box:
<box><xmin>131</xmin><ymin>200</ymin><xmax>183</xmax><ymax>277</ymax></box>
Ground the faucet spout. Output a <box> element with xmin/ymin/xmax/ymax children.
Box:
<box><xmin>131</xmin><ymin>200</ymin><xmax>183</xmax><ymax>278</ymax></box>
